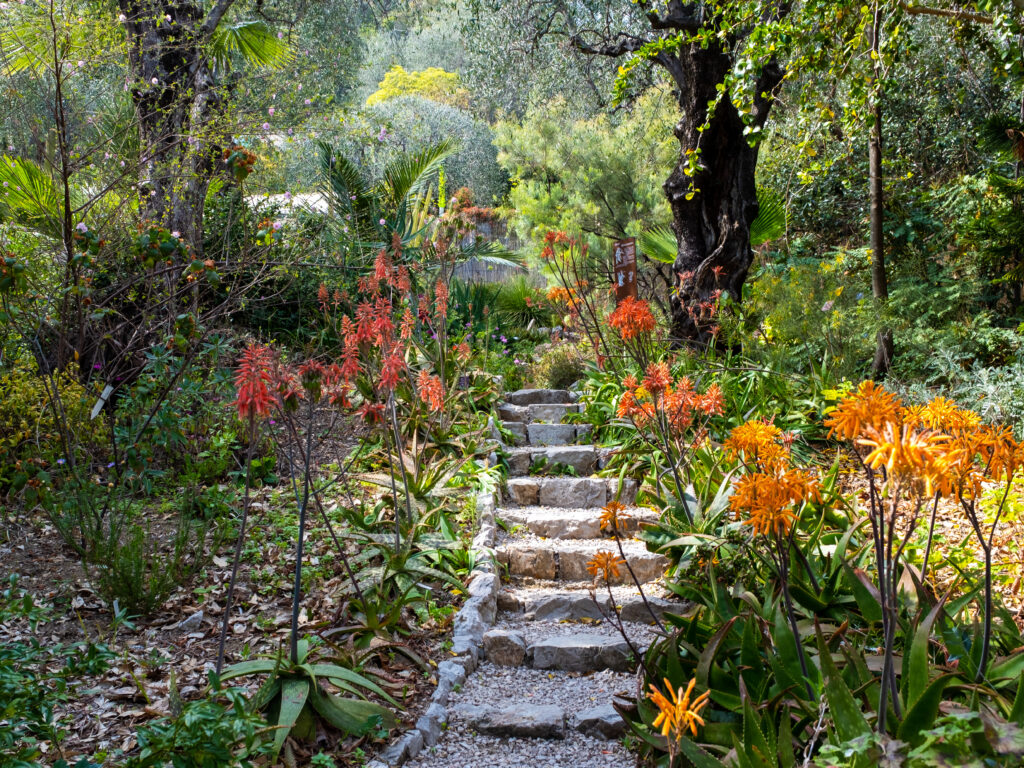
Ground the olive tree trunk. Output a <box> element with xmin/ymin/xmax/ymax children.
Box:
<box><xmin>659</xmin><ymin>43</ymin><xmax>783</xmax><ymax>345</ymax></box>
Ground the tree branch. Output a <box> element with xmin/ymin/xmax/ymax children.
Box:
<box><xmin>570</xmin><ymin>32</ymin><xmax>650</xmax><ymax>58</ymax></box>
<box><xmin>899</xmin><ymin>3</ymin><xmax>993</xmax><ymax>24</ymax></box>
<box><xmin>201</xmin><ymin>0</ymin><xmax>238</xmax><ymax>37</ymax></box>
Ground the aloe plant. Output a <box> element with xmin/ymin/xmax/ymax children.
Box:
<box><xmin>220</xmin><ymin>638</ymin><xmax>397</xmax><ymax>760</ymax></box>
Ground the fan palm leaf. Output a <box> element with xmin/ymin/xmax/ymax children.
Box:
<box><xmin>0</xmin><ymin>155</ymin><xmax>67</xmax><ymax>240</ymax></box>
<box><xmin>210</xmin><ymin>21</ymin><xmax>292</xmax><ymax>70</ymax></box>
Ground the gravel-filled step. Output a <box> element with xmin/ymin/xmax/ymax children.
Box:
<box><xmin>499</xmin><ymin>505</ymin><xmax>658</xmax><ymax>539</ymax></box>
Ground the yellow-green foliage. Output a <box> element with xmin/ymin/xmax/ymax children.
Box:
<box><xmin>529</xmin><ymin>343</ymin><xmax>590</xmax><ymax>390</ymax></box>
<box><xmin>0</xmin><ymin>362</ymin><xmax>103</xmax><ymax>487</ymax></box>
<box><xmin>366</xmin><ymin>65</ymin><xmax>469</xmax><ymax>109</ymax></box>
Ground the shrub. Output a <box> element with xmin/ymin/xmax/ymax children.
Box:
<box><xmin>529</xmin><ymin>343</ymin><xmax>589</xmax><ymax>389</ymax></box>
<box><xmin>0</xmin><ymin>360</ymin><xmax>106</xmax><ymax>493</ymax></box>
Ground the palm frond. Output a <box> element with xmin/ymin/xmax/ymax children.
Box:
<box><xmin>637</xmin><ymin>226</ymin><xmax>677</xmax><ymax>264</ymax></box>
<box><xmin>0</xmin><ymin>155</ymin><xmax>65</xmax><ymax>240</ymax></box>
<box><xmin>750</xmin><ymin>187</ymin><xmax>787</xmax><ymax>247</ymax></box>
<box><xmin>456</xmin><ymin>239</ymin><xmax>523</xmax><ymax>268</ymax></box>
<box><xmin>379</xmin><ymin>140</ymin><xmax>457</xmax><ymax>213</ymax></box>
<box><xmin>210</xmin><ymin>21</ymin><xmax>292</xmax><ymax>70</ymax></box>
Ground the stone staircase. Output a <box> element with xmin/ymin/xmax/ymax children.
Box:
<box><xmin>404</xmin><ymin>388</ymin><xmax>673</xmax><ymax>768</ymax></box>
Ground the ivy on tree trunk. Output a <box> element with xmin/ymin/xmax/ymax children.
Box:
<box><xmin>119</xmin><ymin>0</ymin><xmax>237</xmax><ymax>254</ymax></box>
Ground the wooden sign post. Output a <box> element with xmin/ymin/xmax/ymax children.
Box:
<box><xmin>613</xmin><ymin>237</ymin><xmax>637</xmax><ymax>304</ymax></box>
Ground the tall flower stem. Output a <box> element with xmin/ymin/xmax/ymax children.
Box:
<box><xmin>216</xmin><ymin>416</ymin><xmax>258</xmax><ymax>675</ymax></box>
<box><xmin>290</xmin><ymin>398</ymin><xmax>316</xmax><ymax>664</ymax></box>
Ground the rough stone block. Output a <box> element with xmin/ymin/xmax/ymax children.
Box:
<box><xmin>502</xmin><ymin>421</ymin><xmax>528</xmax><ymax>446</ymax></box>
<box><xmin>530</xmin><ymin>635</ymin><xmax>633</xmax><ymax>672</ymax></box>
<box><xmin>524</xmin><ymin>591</ymin><xmax>609</xmax><ymax>622</ymax></box>
<box><xmin>528</xmin><ymin>403</ymin><xmax>578</xmax><ymax>422</ymax></box>
<box><xmin>498</xmin><ymin>403</ymin><xmax>530</xmax><ymax>422</ymax></box>
<box><xmin>539</xmin><ymin>477</ymin><xmax>606</xmax><ymax>508</ymax></box>
<box><xmin>619</xmin><ymin>596</ymin><xmax>678</xmax><ymax>624</ymax></box>
<box><xmin>505</xmin><ymin>389</ymin><xmax>572</xmax><ymax>406</ymax></box>
<box><xmin>502</xmin><ymin>546</ymin><xmax>557</xmax><ymax>581</ymax></box>
<box><xmin>458</xmin><ymin>703</ymin><xmax>567</xmax><ymax>739</ymax></box>
<box><xmin>506</xmin><ymin>478</ymin><xmax>540</xmax><ymax>506</ymax></box>
<box><xmin>606</xmin><ymin>477</ymin><xmax>638</xmax><ymax>505</ymax></box>
<box><xmin>527</xmin><ymin>423</ymin><xmax>577</xmax><ymax>446</ymax></box>
<box><xmin>575</xmin><ymin>704</ymin><xmax>625</xmax><ymax>740</ymax></box>
<box><xmin>482</xmin><ymin>629</ymin><xmax>528</xmax><ymax>666</ymax></box>
<box><xmin>506</xmin><ymin>450</ymin><xmax>532</xmax><ymax>477</ymax></box>
<box><xmin>541</xmin><ymin>446</ymin><xmax>596</xmax><ymax>475</ymax></box>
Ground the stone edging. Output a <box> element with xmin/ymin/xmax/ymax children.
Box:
<box><xmin>370</xmin><ymin>489</ymin><xmax>500</xmax><ymax>767</ymax></box>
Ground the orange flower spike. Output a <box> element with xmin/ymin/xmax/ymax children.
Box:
<box><xmin>417</xmin><ymin>370</ymin><xmax>444</xmax><ymax>411</ymax></box>
<box><xmin>825</xmin><ymin>380</ymin><xmax>903</xmax><ymax>441</ymax></box>
<box><xmin>648</xmin><ymin>677</ymin><xmax>710</xmax><ymax>740</ymax></box>
<box><xmin>642</xmin><ymin>361</ymin><xmax>671</xmax><ymax>394</ymax></box>
<box><xmin>233</xmin><ymin>344</ymin><xmax>275</xmax><ymax>421</ymax></box>
<box><xmin>600</xmin><ymin>502</ymin><xmax>632</xmax><ymax>533</ymax></box>
<box><xmin>586</xmin><ymin>550</ymin><xmax>625</xmax><ymax>582</ymax></box>
<box><xmin>607</xmin><ymin>296</ymin><xmax>656</xmax><ymax>340</ymax></box>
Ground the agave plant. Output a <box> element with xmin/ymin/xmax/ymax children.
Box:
<box><xmin>220</xmin><ymin>638</ymin><xmax>397</xmax><ymax>760</ymax></box>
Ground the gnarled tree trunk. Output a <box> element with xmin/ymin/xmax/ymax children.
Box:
<box><xmin>659</xmin><ymin>43</ymin><xmax>783</xmax><ymax>345</ymax></box>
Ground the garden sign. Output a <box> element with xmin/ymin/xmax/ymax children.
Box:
<box><xmin>613</xmin><ymin>237</ymin><xmax>637</xmax><ymax>304</ymax></box>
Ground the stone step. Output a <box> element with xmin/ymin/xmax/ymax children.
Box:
<box><xmin>497</xmin><ymin>585</ymin><xmax>681</xmax><ymax>625</ymax></box>
<box><xmin>497</xmin><ymin>537</ymin><xmax>668</xmax><ymax>585</ymax></box>
<box><xmin>499</xmin><ymin>505</ymin><xmax>658</xmax><ymax>539</ymax></box>
<box><xmin>505</xmin><ymin>476</ymin><xmax>637</xmax><ymax>508</ymax></box>
<box><xmin>498</xmin><ymin>402</ymin><xmax>580</xmax><ymax>424</ymax></box>
<box><xmin>526</xmin><ymin>423</ymin><xmax>578</xmax><ymax>446</ymax></box>
<box><xmin>505</xmin><ymin>388</ymin><xmax>574</xmax><ymax>406</ymax></box>
<box><xmin>505</xmin><ymin>445</ymin><xmax>598</xmax><ymax>477</ymax></box>
<box><xmin>448</xmin><ymin>696</ymin><xmax>625</xmax><ymax>743</ymax></box>
<box><xmin>502</xmin><ymin>420</ymin><xmax>527</xmax><ymax>446</ymax></box>
<box><xmin>482</xmin><ymin>629</ymin><xmax>645</xmax><ymax>673</ymax></box>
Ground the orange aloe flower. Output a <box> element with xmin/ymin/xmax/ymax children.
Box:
<box><xmin>586</xmin><ymin>550</ymin><xmax>625</xmax><ymax>582</ymax></box>
<box><xmin>648</xmin><ymin>676</ymin><xmax>710</xmax><ymax>739</ymax></box>
<box><xmin>824</xmin><ymin>380</ymin><xmax>903</xmax><ymax>441</ymax></box>
<box><xmin>600</xmin><ymin>502</ymin><xmax>632</xmax><ymax>533</ymax></box>
<box><xmin>607</xmin><ymin>296</ymin><xmax>656</xmax><ymax>340</ymax></box>
<box><xmin>233</xmin><ymin>344</ymin><xmax>275</xmax><ymax>421</ymax></box>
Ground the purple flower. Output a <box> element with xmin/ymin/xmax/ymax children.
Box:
<box><xmin>107</xmin><ymin>462</ymin><xmax>115</xmax><ymax>468</ymax></box>
<box><xmin>57</xmin><ymin>458</ymin><xmax>65</xmax><ymax>465</ymax></box>
<box><xmin>93</xmin><ymin>363</ymin><xmax>102</xmax><ymax>370</ymax></box>
<box><xmin>75</xmin><ymin>222</ymin><xmax>88</xmax><ymax>233</ymax></box>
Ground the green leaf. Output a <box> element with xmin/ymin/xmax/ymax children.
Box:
<box><xmin>742</xmin><ymin>694</ymin><xmax>774</xmax><ymax>768</ymax></box>
<box><xmin>637</xmin><ymin>226</ymin><xmax>677</xmax><ymax>264</ymax></box>
<box><xmin>309</xmin><ymin>685</ymin><xmax>395</xmax><ymax>735</ymax></box>
<box><xmin>903</xmin><ymin>597</ymin><xmax>946</xmax><ymax>708</ymax></box>
<box><xmin>210</xmin><ymin>21</ymin><xmax>292</xmax><ymax>70</ymax></box>
<box><xmin>272</xmin><ymin>678</ymin><xmax>310</xmax><ymax>758</ymax></box>
<box><xmin>697</xmin><ymin>617</ymin><xmax>739</xmax><ymax>688</ymax></box>
<box><xmin>816</xmin><ymin>627</ymin><xmax>870</xmax><ymax>743</ymax></box>
<box><xmin>219</xmin><ymin>659</ymin><xmax>278</xmax><ymax>680</ymax></box>
<box><xmin>750</xmin><ymin>187</ymin><xmax>787</xmax><ymax>246</ymax></box>
<box><xmin>844</xmin><ymin>565</ymin><xmax>883</xmax><ymax>623</ymax></box>
<box><xmin>677</xmin><ymin>733</ymin><xmax>729</xmax><ymax>768</ymax></box>
<box><xmin>898</xmin><ymin>674</ymin><xmax>952</xmax><ymax>745</ymax></box>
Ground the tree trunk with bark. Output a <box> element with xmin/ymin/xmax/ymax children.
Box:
<box><xmin>119</xmin><ymin>0</ymin><xmax>236</xmax><ymax>253</ymax></box>
<box><xmin>658</xmin><ymin>42</ymin><xmax>783</xmax><ymax>345</ymax></box>
<box><xmin>869</xmin><ymin>1</ymin><xmax>894</xmax><ymax>375</ymax></box>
